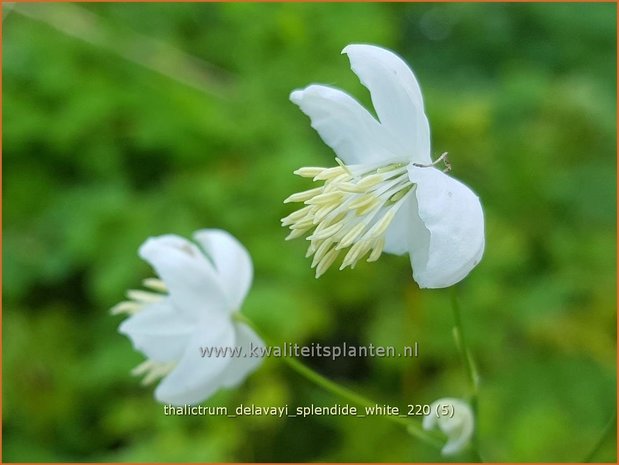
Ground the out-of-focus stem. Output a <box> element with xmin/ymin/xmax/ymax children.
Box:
<box><xmin>583</xmin><ymin>410</ymin><xmax>616</xmax><ymax>462</ymax></box>
<box><xmin>450</xmin><ymin>287</ymin><xmax>483</xmax><ymax>462</ymax></box>
<box><xmin>11</xmin><ymin>3</ymin><xmax>235</xmax><ymax>97</ymax></box>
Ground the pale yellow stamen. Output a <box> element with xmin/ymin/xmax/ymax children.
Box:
<box><xmin>367</xmin><ymin>238</ymin><xmax>385</xmax><ymax>263</ymax></box>
<box><xmin>110</xmin><ymin>301</ymin><xmax>142</xmax><ymax>315</ymax></box>
<box><xmin>316</xmin><ymin>248</ymin><xmax>340</xmax><ymax>278</ymax></box>
<box><xmin>284</xmin><ymin>187</ymin><xmax>324</xmax><ymax>203</ymax></box>
<box><xmin>306</xmin><ymin>191</ymin><xmax>344</xmax><ymax>205</ymax></box>
<box><xmin>290</xmin><ymin>218</ymin><xmax>315</xmax><ymax>230</ymax></box>
<box><xmin>111</xmin><ymin>278</ymin><xmax>167</xmax><ymax>315</ymax></box>
<box><xmin>314</xmin><ymin>166</ymin><xmax>346</xmax><ymax>181</ymax></box>
<box><xmin>131</xmin><ymin>360</ymin><xmax>175</xmax><ymax>385</ymax></box>
<box><xmin>281</xmin><ymin>205</ymin><xmax>314</xmax><ymax>226</ymax></box>
<box><xmin>294</xmin><ymin>167</ymin><xmax>326</xmax><ymax>178</ymax></box>
<box><xmin>286</xmin><ymin>226</ymin><xmax>312</xmax><ymax>241</ymax></box>
<box><xmin>313</xmin><ymin>203</ymin><xmax>339</xmax><ymax>223</ymax></box>
<box><xmin>142</xmin><ymin>278</ymin><xmax>168</xmax><ymax>292</ymax></box>
<box><xmin>311</xmin><ymin>238</ymin><xmax>336</xmax><ymax>268</ymax></box>
<box><xmin>127</xmin><ymin>289</ymin><xmax>164</xmax><ymax>304</ymax></box>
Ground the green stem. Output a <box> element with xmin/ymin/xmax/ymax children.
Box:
<box><xmin>282</xmin><ymin>356</ymin><xmax>441</xmax><ymax>447</ymax></box>
<box><xmin>583</xmin><ymin>410</ymin><xmax>616</xmax><ymax>462</ymax></box>
<box><xmin>450</xmin><ymin>287</ymin><xmax>483</xmax><ymax>462</ymax></box>
<box><xmin>450</xmin><ymin>288</ymin><xmax>479</xmax><ymax>391</ymax></box>
<box><xmin>236</xmin><ymin>313</ymin><xmax>442</xmax><ymax>450</ymax></box>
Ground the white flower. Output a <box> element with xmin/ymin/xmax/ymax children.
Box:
<box><xmin>282</xmin><ymin>44</ymin><xmax>484</xmax><ymax>288</ymax></box>
<box><xmin>423</xmin><ymin>398</ymin><xmax>474</xmax><ymax>456</ymax></box>
<box><xmin>113</xmin><ymin>229</ymin><xmax>264</xmax><ymax>406</ymax></box>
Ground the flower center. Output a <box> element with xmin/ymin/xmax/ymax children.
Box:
<box><xmin>282</xmin><ymin>159</ymin><xmax>415</xmax><ymax>277</ymax></box>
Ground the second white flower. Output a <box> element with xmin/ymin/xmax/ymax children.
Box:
<box><xmin>114</xmin><ymin>229</ymin><xmax>264</xmax><ymax>406</ymax></box>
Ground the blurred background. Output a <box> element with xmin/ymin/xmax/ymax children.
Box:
<box><xmin>2</xmin><ymin>2</ymin><xmax>616</xmax><ymax>462</ymax></box>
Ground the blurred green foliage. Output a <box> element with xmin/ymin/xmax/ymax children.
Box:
<box><xmin>3</xmin><ymin>3</ymin><xmax>616</xmax><ymax>462</ymax></box>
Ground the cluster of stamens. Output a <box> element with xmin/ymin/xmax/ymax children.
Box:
<box><xmin>131</xmin><ymin>359</ymin><xmax>176</xmax><ymax>386</ymax></box>
<box><xmin>111</xmin><ymin>278</ymin><xmax>176</xmax><ymax>384</ymax></box>
<box><xmin>282</xmin><ymin>158</ymin><xmax>415</xmax><ymax>277</ymax></box>
<box><xmin>110</xmin><ymin>277</ymin><xmax>167</xmax><ymax>315</ymax></box>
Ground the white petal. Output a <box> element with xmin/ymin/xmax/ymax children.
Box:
<box><xmin>383</xmin><ymin>194</ymin><xmax>428</xmax><ymax>256</ymax></box>
<box><xmin>139</xmin><ymin>235</ymin><xmax>229</xmax><ymax>320</ymax></box>
<box><xmin>154</xmin><ymin>314</ymin><xmax>235</xmax><ymax>405</ymax></box>
<box><xmin>343</xmin><ymin>44</ymin><xmax>431</xmax><ymax>165</ymax></box>
<box><xmin>118</xmin><ymin>300</ymin><xmax>193</xmax><ymax>363</ymax></box>
<box><xmin>193</xmin><ymin>229</ymin><xmax>253</xmax><ymax>312</ymax></box>
<box><xmin>406</xmin><ymin>166</ymin><xmax>485</xmax><ymax>288</ymax></box>
<box><xmin>423</xmin><ymin>398</ymin><xmax>474</xmax><ymax>456</ymax></box>
<box><xmin>220</xmin><ymin>322</ymin><xmax>265</xmax><ymax>388</ymax></box>
<box><xmin>290</xmin><ymin>84</ymin><xmax>400</xmax><ymax>165</ymax></box>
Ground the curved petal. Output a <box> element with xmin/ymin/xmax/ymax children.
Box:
<box><xmin>220</xmin><ymin>322</ymin><xmax>265</xmax><ymax>388</ymax></box>
<box><xmin>406</xmin><ymin>166</ymin><xmax>485</xmax><ymax>288</ymax></box>
<box><xmin>290</xmin><ymin>84</ymin><xmax>400</xmax><ymax>165</ymax></box>
<box><xmin>383</xmin><ymin>194</ymin><xmax>429</xmax><ymax>256</ymax></box>
<box><xmin>119</xmin><ymin>300</ymin><xmax>194</xmax><ymax>363</ymax></box>
<box><xmin>154</xmin><ymin>314</ymin><xmax>235</xmax><ymax>405</ymax></box>
<box><xmin>139</xmin><ymin>235</ymin><xmax>229</xmax><ymax>321</ymax></box>
<box><xmin>343</xmin><ymin>44</ymin><xmax>431</xmax><ymax>165</ymax></box>
<box><xmin>193</xmin><ymin>229</ymin><xmax>253</xmax><ymax>312</ymax></box>
<box><xmin>423</xmin><ymin>398</ymin><xmax>474</xmax><ymax>456</ymax></box>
